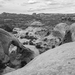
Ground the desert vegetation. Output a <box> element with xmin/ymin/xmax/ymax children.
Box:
<box><xmin>0</xmin><ymin>12</ymin><xmax>75</xmax><ymax>31</ymax></box>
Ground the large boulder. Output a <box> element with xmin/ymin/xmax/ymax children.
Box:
<box><xmin>5</xmin><ymin>42</ymin><xmax>75</xmax><ymax>75</ymax></box>
<box><xmin>54</xmin><ymin>23</ymin><xmax>69</xmax><ymax>37</ymax></box>
<box><xmin>0</xmin><ymin>28</ymin><xmax>35</xmax><ymax>71</ymax></box>
<box><xmin>70</xmin><ymin>23</ymin><xmax>75</xmax><ymax>42</ymax></box>
<box><xmin>53</xmin><ymin>23</ymin><xmax>71</xmax><ymax>45</ymax></box>
<box><xmin>8</xmin><ymin>45</ymin><xmax>35</xmax><ymax>69</ymax></box>
<box><xmin>24</xmin><ymin>45</ymin><xmax>39</xmax><ymax>57</ymax></box>
<box><xmin>0</xmin><ymin>28</ymin><xmax>27</xmax><ymax>55</ymax></box>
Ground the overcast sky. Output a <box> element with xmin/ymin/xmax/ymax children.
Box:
<box><xmin>0</xmin><ymin>0</ymin><xmax>75</xmax><ymax>14</ymax></box>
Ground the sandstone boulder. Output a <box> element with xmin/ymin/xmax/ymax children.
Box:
<box><xmin>54</xmin><ymin>23</ymin><xmax>69</xmax><ymax>37</ymax></box>
<box><xmin>5</xmin><ymin>41</ymin><xmax>75</xmax><ymax>75</ymax></box>
<box><xmin>70</xmin><ymin>23</ymin><xmax>75</xmax><ymax>42</ymax></box>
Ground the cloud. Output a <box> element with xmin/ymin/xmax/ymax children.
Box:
<box><xmin>21</xmin><ymin>0</ymin><xmax>75</xmax><ymax>11</ymax></box>
<box><xmin>21</xmin><ymin>0</ymin><xmax>39</xmax><ymax>6</ymax></box>
<box><xmin>0</xmin><ymin>0</ymin><xmax>13</xmax><ymax>6</ymax></box>
<box><xmin>4</xmin><ymin>0</ymin><xmax>13</xmax><ymax>1</ymax></box>
<box><xmin>27</xmin><ymin>0</ymin><xmax>38</xmax><ymax>4</ymax></box>
<box><xmin>0</xmin><ymin>0</ymin><xmax>75</xmax><ymax>14</ymax></box>
<box><xmin>43</xmin><ymin>0</ymin><xmax>75</xmax><ymax>6</ymax></box>
<box><xmin>26</xmin><ymin>0</ymin><xmax>75</xmax><ymax>12</ymax></box>
<box><xmin>0</xmin><ymin>4</ymin><xmax>3</xmax><ymax>7</ymax></box>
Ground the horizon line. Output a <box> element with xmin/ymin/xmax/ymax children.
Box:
<box><xmin>0</xmin><ymin>12</ymin><xmax>75</xmax><ymax>15</ymax></box>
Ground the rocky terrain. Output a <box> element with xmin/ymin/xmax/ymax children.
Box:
<box><xmin>0</xmin><ymin>13</ymin><xmax>75</xmax><ymax>75</ymax></box>
<box><xmin>2</xmin><ymin>21</ymin><xmax>73</xmax><ymax>74</ymax></box>
<box><xmin>5</xmin><ymin>42</ymin><xmax>75</xmax><ymax>75</ymax></box>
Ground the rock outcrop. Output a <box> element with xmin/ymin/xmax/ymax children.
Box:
<box><xmin>54</xmin><ymin>23</ymin><xmax>69</xmax><ymax>37</ymax></box>
<box><xmin>0</xmin><ymin>28</ymin><xmax>36</xmax><ymax>74</ymax></box>
<box><xmin>5</xmin><ymin>42</ymin><xmax>75</xmax><ymax>75</ymax></box>
<box><xmin>70</xmin><ymin>23</ymin><xmax>75</xmax><ymax>42</ymax></box>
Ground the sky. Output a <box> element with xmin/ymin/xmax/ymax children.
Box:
<box><xmin>0</xmin><ymin>0</ymin><xmax>75</xmax><ymax>14</ymax></box>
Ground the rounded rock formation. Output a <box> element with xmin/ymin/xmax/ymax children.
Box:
<box><xmin>5</xmin><ymin>42</ymin><xmax>75</xmax><ymax>75</ymax></box>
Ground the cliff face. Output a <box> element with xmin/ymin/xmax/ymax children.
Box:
<box><xmin>5</xmin><ymin>42</ymin><xmax>75</xmax><ymax>75</ymax></box>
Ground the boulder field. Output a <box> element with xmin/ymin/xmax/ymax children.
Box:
<box><xmin>5</xmin><ymin>41</ymin><xmax>75</xmax><ymax>75</ymax></box>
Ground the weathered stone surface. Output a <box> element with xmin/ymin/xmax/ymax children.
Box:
<box><xmin>2</xmin><ymin>67</ymin><xmax>15</xmax><ymax>74</ymax></box>
<box><xmin>5</xmin><ymin>42</ymin><xmax>75</xmax><ymax>75</ymax></box>
<box><xmin>0</xmin><ymin>28</ymin><xmax>30</xmax><ymax>56</ymax></box>
<box><xmin>24</xmin><ymin>45</ymin><xmax>39</xmax><ymax>57</ymax></box>
<box><xmin>70</xmin><ymin>23</ymin><xmax>75</xmax><ymax>42</ymax></box>
<box><xmin>54</xmin><ymin>23</ymin><xmax>69</xmax><ymax>37</ymax></box>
